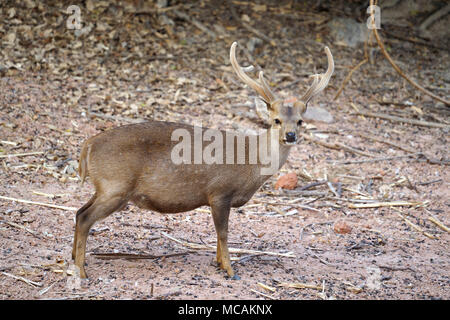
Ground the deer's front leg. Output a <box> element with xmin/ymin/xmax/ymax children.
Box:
<box><xmin>210</xmin><ymin>201</ymin><xmax>235</xmax><ymax>278</ymax></box>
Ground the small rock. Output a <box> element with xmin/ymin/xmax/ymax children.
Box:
<box><xmin>275</xmin><ymin>172</ymin><xmax>298</xmax><ymax>190</ymax></box>
<box><xmin>303</xmin><ymin>105</ymin><xmax>334</xmax><ymax>123</ymax></box>
<box><xmin>156</xmin><ymin>0</ymin><xmax>169</xmax><ymax>8</ymax></box>
<box><xmin>334</xmin><ymin>220</ymin><xmax>352</xmax><ymax>234</ymax></box>
<box><xmin>328</xmin><ymin>18</ymin><xmax>368</xmax><ymax>48</ymax></box>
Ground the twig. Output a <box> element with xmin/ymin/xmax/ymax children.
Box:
<box><xmin>275</xmin><ymin>190</ymin><xmax>329</xmax><ymax>197</ymax></box>
<box><xmin>293</xmin><ymin>204</ymin><xmax>321</xmax><ymax>213</ymax></box>
<box><xmin>0</xmin><ymin>151</ymin><xmax>44</xmax><ymax>159</ymax></box>
<box><xmin>0</xmin><ymin>195</ymin><xmax>77</xmax><ymax>211</ymax></box>
<box><xmin>267</xmin><ymin>204</ymin><xmax>286</xmax><ymax>216</ymax></box>
<box><xmin>154</xmin><ymin>290</ymin><xmax>182</xmax><ymax>299</ymax></box>
<box><xmin>326</xmin><ymin>182</ymin><xmax>340</xmax><ymax>198</ymax></box>
<box><xmin>329</xmin><ymin>153</ymin><xmax>422</xmax><ymax>165</ymax></box>
<box><xmin>334</xmin><ymin>59</ymin><xmax>368</xmax><ymax>100</ymax></box>
<box><xmin>428</xmin><ymin>216</ymin><xmax>450</xmax><ymax>233</ymax></box>
<box><xmin>229</xmin><ymin>3</ymin><xmax>276</xmax><ymax>46</ymax></box>
<box><xmin>1</xmin><ymin>271</ymin><xmax>42</xmax><ymax>288</ymax></box>
<box><xmin>250</xmin><ymin>289</ymin><xmax>276</xmax><ymax>300</ymax></box>
<box><xmin>134</xmin><ymin>4</ymin><xmax>184</xmax><ymax>14</ymax></box>
<box><xmin>160</xmin><ymin>231</ymin><xmax>296</xmax><ymax>258</ymax></box>
<box><xmin>348</xmin><ymin>200</ymin><xmax>425</xmax><ymax>209</ymax></box>
<box><xmin>277</xmin><ymin>281</ymin><xmax>322</xmax><ymax>290</ymax></box>
<box><xmin>356</xmin><ymin>132</ymin><xmax>416</xmax><ymax>153</ymax></box>
<box><xmin>395</xmin><ymin>212</ymin><xmax>437</xmax><ymax>239</ymax></box>
<box><xmin>301</xmin><ymin>133</ymin><xmax>376</xmax><ymax>157</ymax></box>
<box><xmin>419</xmin><ymin>4</ymin><xmax>450</xmax><ymax>32</ymax></box>
<box><xmin>299</xmin><ymin>180</ymin><xmax>327</xmax><ymax>191</ymax></box>
<box><xmin>382</xmin><ymin>30</ymin><xmax>448</xmax><ymax>51</ymax></box>
<box><xmin>91</xmin><ymin>252</ymin><xmax>190</xmax><ymax>260</ymax></box>
<box><xmin>369</xmin><ymin>0</ymin><xmax>450</xmax><ymax>106</ymax></box>
<box><xmin>39</xmin><ymin>282</ymin><xmax>57</xmax><ymax>296</ymax></box>
<box><xmin>377</xmin><ymin>264</ymin><xmax>416</xmax><ymax>272</ymax></box>
<box><xmin>172</xmin><ymin>10</ymin><xmax>216</xmax><ymax>39</ymax></box>
<box><xmin>416</xmin><ymin>179</ymin><xmax>443</xmax><ymax>186</ymax></box>
<box><xmin>355</xmin><ymin>110</ymin><xmax>450</xmax><ymax>129</ymax></box>
<box><xmin>1</xmin><ymin>220</ymin><xmax>42</xmax><ymax>238</ymax></box>
<box><xmin>257</xmin><ymin>282</ymin><xmax>276</xmax><ymax>293</ymax></box>
<box><xmin>307</xmin><ymin>249</ymin><xmax>338</xmax><ymax>267</ymax></box>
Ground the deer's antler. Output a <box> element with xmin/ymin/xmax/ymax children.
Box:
<box><xmin>301</xmin><ymin>46</ymin><xmax>334</xmax><ymax>103</ymax></box>
<box><xmin>230</xmin><ymin>42</ymin><xmax>276</xmax><ymax>104</ymax></box>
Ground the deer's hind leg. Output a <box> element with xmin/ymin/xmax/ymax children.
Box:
<box><xmin>73</xmin><ymin>193</ymin><xmax>128</xmax><ymax>278</ymax></box>
<box><xmin>72</xmin><ymin>194</ymin><xmax>97</xmax><ymax>260</ymax></box>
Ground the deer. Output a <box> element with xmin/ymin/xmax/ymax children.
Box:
<box><xmin>72</xmin><ymin>42</ymin><xmax>334</xmax><ymax>279</ymax></box>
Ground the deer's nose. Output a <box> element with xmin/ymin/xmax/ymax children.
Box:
<box><xmin>285</xmin><ymin>132</ymin><xmax>296</xmax><ymax>142</ymax></box>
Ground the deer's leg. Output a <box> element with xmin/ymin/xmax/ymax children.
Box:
<box><xmin>216</xmin><ymin>239</ymin><xmax>222</xmax><ymax>266</ymax></box>
<box><xmin>72</xmin><ymin>194</ymin><xmax>97</xmax><ymax>260</ymax></box>
<box><xmin>210</xmin><ymin>201</ymin><xmax>234</xmax><ymax>278</ymax></box>
<box><xmin>74</xmin><ymin>194</ymin><xmax>127</xmax><ymax>278</ymax></box>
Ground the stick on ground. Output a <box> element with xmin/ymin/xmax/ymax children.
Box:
<box><xmin>161</xmin><ymin>231</ymin><xmax>296</xmax><ymax>258</ymax></box>
<box><xmin>355</xmin><ymin>111</ymin><xmax>450</xmax><ymax>129</ymax></box>
<box><xmin>0</xmin><ymin>195</ymin><xmax>77</xmax><ymax>211</ymax></box>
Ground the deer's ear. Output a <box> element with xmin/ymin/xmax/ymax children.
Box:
<box><xmin>255</xmin><ymin>97</ymin><xmax>271</xmax><ymax>123</ymax></box>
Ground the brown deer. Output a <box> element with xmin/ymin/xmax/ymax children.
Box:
<box><xmin>72</xmin><ymin>42</ymin><xmax>334</xmax><ymax>279</ymax></box>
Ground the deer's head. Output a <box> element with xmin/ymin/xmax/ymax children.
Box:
<box><xmin>230</xmin><ymin>42</ymin><xmax>334</xmax><ymax>145</ymax></box>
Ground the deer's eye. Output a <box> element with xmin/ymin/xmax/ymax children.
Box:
<box><xmin>274</xmin><ymin>119</ymin><xmax>281</xmax><ymax>125</ymax></box>
<box><xmin>297</xmin><ymin>119</ymin><xmax>303</xmax><ymax>126</ymax></box>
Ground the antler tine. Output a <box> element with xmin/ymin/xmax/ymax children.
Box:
<box><xmin>301</xmin><ymin>46</ymin><xmax>334</xmax><ymax>103</ymax></box>
<box><xmin>258</xmin><ymin>71</ymin><xmax>276</xmax><ymax>102</ymax></box>
<box><xmin>230</xmin><ymin>42</ymin><xmax>274</xmax><ymax>104</ymax></box>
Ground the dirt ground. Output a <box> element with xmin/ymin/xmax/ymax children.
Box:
<box><xmin>0</xmin><ymin>1</ymin><xmax>449</xmax><ymax>300</ymax></box>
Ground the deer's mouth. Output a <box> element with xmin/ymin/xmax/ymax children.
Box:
<box><xmin>282</xmin><ymin>138</ymin><xmax>298</xmax><ymax>145</ymax></box>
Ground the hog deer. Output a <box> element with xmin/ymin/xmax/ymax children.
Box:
<box><xmin>72</xmin><ymin>42</ymin><xmax>334</xmax><ymax>279</ymax></box>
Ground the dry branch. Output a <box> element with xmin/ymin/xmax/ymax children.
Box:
<box><xmin>348</xmin><ymin>201</ymin><xmax>425</xmax><ymax>209</ymax></box>
<box><xmin>0</xmin><ymin>195</ymin><xmax>77</xmax><ymax>211</ymax></box>
<box><xmin>419</xmin><ymin>4</ymin><xmax>450</xmax><ymax>32</ymax></box>
<box><xmin>355</xmin><ymin>111</ymin><xmax>450</xmax><ymax>129</ymax></box>
<box><xmin>1</xmin><ymin>220</ymin><xmax>42</xmax><ymax>238</ymax></box>
<box><xmin>428</xmin><ymin>216</ymin><xmax>450</xmax><ymax>233</ymax></box>
<box><xmin>369</xmin><ymin>0</ymin><xmax>450</xmax><ymax>106</ymax></box>
<box><xmin>250</xmin><ymin>289</ymin><xmax>276</xmax><ymax>299</ymax></box>
<box><xmin>356</xmin><ymin>132</ymin><xmax>416</xmax><ymax>153</ymax></box>
<box><xmin>0</xmin><ymin>151</ymin><xmax>44</xmax><ymax>159</ymax></box>
<box><xmin>229</xmin><ymin>3</ymin><xmax>276</xmax><ymax>46</ymax></box>
<box><xmin>91</xmin><ymin>252</ymin><xmax>190</xmax><ymax>260</ymax></box>
<box><xmin>278</xmin><ymin>282</ymin><xmax>322</xmax><ymax>290</ymax></box>
<box><xmin>395</xmin><ymin>212</ymin><xmax>437</xmax><ymax>240</ymax></box>
<box><xmin>160</xmin><ymin>231</ymin><xmax>296</xmax><ymax>258</ymax></box>
<box><xmin>172</xmin><ymin>10</ymin><xmax>216</xmax><ymax>39</ymax></box>
<box><xmin>329</xmin><ymin>153</ymin><xmax>422</xmax><ymax>165</ymax></box>
<box><xmin>334</xmin><ymin>58</ymin><xmax>368</xmax><ymax>100</ymax></box>
<box><xmin>1</xmin><ymin>272</ymin><xmax>42</xmax><ymax>288</ymax></box>
<box><xmin>301</xmin><ymin>133</ymin><xmax>375</xmax><ymax>157</ymax></box>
